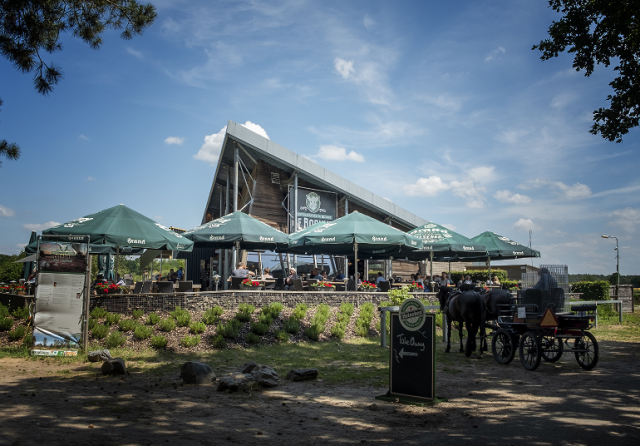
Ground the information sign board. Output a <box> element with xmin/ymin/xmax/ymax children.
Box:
<box><xmin>289</xmin><ymin>187</ymin><xmax>337</xmax><ymax>230</ymax></box>
<box><xmin>389</xmin><ymin>311</ymin><xmax>436</xmax><ymax>402</ymax></box>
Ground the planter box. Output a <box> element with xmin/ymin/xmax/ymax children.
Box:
<box><xmin>241</xmin><ymin>285</ymin><xmax>263</xmax><ymax>291</ymax></box>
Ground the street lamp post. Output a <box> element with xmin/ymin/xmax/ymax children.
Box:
<box><xmin>601</xmin><ymin>235</ymin><xmax>619</xmax><ymax>299</ymax></box>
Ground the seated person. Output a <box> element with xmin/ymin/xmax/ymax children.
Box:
<box><xmin>284</xmin><ymin>268</ymin><xmax>298</xmax><ymax>290</ymax></box>
<box><xmin>320</xmin><ymin>270</ymin><xmax>328</xmax><ymax>281</ymax></box>
<box><xmin>262</xmin><ymin>267</ymin><xmax>273</xmax><ymax>279</ymax></box>
<box><xmin>167</xmin><ymin>269</ymin><xmax>176</xmax><ymax>283</ymax></box>
<box><xmin>177</xmin><ymin>267</ymin><xmax>184</xmax><ymax>281</ymax></box>
<box><xmin>115</xmin><ymin>274</ymin><xmax>125</xmax><ymax>286</ymax></box>
<box><xmin>463</xmin><ymin>275</ymin><xmax>473</xmax><ymax>285</ymax></box>
<box><xmin>440</xmin><ymin>272</ymin><xmax>452</xmax><ymax>286</ymax></box>
<box><xmin>308</xmin><ymin>268</ymin><xmax>319</xmax><ymax>279</ymax></box>
<box><xmin>375</xmin><ymin>272</ymin><xmax>387</xmax><ymax>285</ymax></box>
<box><xmin>230</xmin><ymin>262</ymin><xmax>255</xmax><ymax>280</ymax></box>
<box><xmin>335</xmin><ymin>270</ymin><xmax>346</xmax><ymax>280</ymax></box>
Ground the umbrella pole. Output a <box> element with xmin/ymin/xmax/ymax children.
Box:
<box><xmin>278</xmin><ymin>253</ymin><xmax>286</xmax><ymax>278</ymax></box>
<box><xmin>430</xmin><ymin>251</ymin><xmax>433</xmax><ymax>281</ymax></box>
<box><xmin>232</xmin><ymin>241</ymin><xmax>240</xmax><ymax>270</ymax></box>
<box><xmin>487</xmin><ymin>257</ymin><xmax>491</xmax><ymax>283</ymax></box>
<box><xmin>116</xmin><ymin>246</ymin><xmax>119</xmax><ymax>283</ymax></box>
<box><xmin>313</xmin><ymin>255</ymin><xmax>318</xmax><ymax>269</ymax></box>
<box><xmin>258</xmin><ymin>252</ymin><xmax>263</xmax><ymax>278</ymax></box>
<box><xmin>354</xmin><ymin>241</ymin><xmax>358</xmax><ymax>281</ymax></box>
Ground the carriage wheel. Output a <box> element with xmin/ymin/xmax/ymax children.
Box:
<box><xmin>491</xmin><ymin>329</ymin><xmax>515</xmax><ymax>365</ymax></box>
<box><xmin>519</xmin><ymin>331</ymin><xmax>541</xmax><ymax>371</ymax></box>
<box><xmin>574</xmin><ymin>331</ymin><xmax>599</xmax><ymax>371</ymax></box>
<box><xmin>541</xmin><ymin>336</ymin><xmax>563</xmax><ymax>363</ymax></box>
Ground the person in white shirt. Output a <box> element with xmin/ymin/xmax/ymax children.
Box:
<box><xmin>440</xmin><ymin>272</ymin><xmax>452</xmax><ymax>286</ymax></box>
<box><xmin>464</xmin><ymin>275</ymin><xmax>473</xmax><ymax>285</ymax></box>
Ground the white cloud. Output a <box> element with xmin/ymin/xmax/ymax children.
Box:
<box><xmin>513</xmin><ymin>218</ymin><xmax>540</xmax><ymax>231</ymax></box>
<box><xmin>485</xmin><ymin>46</ymin><xmax>506</xmax><ymax>61</ymax></box>
<box><xmin>552</xmin><ymin>181</ymin><xmax>592</xmax><ymax>200</ymax></box>
<box><xmin>334</xmin><ymin>58</ymin><xmax>355</xmax><ymax>79</ymax></box>
<box><xmin>87</xmin><ymin>176</ymin><xmax>96</xmax><ymax>181</ymax></box>
<box><xmin>314</xmin><ymin>145</ymin><xmax>364</xmax><ymax>162</ymax></box>
<box><xmin>79</xmin><ymin>134</ymin><xmax>89</xmax><ymax>141</ymax></box>
<box><xmin>404</xmin><ymin>176</ymin><xmax>450</xmax><ymax>197</ymax></box>
<box><xmin>363</xmin><ymin>14</ymin><xmax>375</xmax><ymax>30</ymax></box>
<box><xmin>0</xmin><ymin>204</ymin><xmax>15</xmax><ymax>217</ymax></box>
<box><xmin>494</xmin><ymin>190</ymin><xmax>531</xmax><ymax>204</ymax></box>
<box><xmin>608</xmin><ymin>208</ymin><xmax>640</xmax><ymax>233</ymax></box>
<box><xmin>194</xmin><ymin>121</ymin><xmax>269</xmax><ymax>166</ymax></box>
<box><xmin>127</xmin><ymin>47</ymin><xmax>143</xmax><ymax>59</ymax></box>
<box><xmin>23</xmin><ymin>221</ymin><xmax>61</xmax><ymax>232</ymax></box>
<box><xmin>164</xmin><ymin>136</ymin><xmax>185</xmax><ymax>145</ymax></box>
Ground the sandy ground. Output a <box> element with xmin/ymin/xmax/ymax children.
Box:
<box><xmin>0</xmin><ymin>338</ymin><xmax>639</xmax><ymax>446</ymax></box>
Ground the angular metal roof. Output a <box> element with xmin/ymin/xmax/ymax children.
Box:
<box><xmin>203</xmin><ymin>120</ymin><xmax>428</xmax><ymax>229</ymax></box>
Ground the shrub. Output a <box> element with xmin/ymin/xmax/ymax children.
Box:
<box><xmin>257</xmin><ymin>313</ymin><xmax>273</xmax><ymax>326</ymax></box>
<box><xmin>8</xmin><ymin>326</ymin><xmax>26</xmax><ymax>341</ymax></box>
<box><xmin>292</xmin><ymin>303</ymin><xmax>308</xmax><ymax>320</ymax></box>
<box><xmin>0</xmin><ymin>317</ymin><xmax>14</xmax><ymax>331</ymax></box>
<box><xmin>217</xmin><ymin>319</ymin><xmax>242</xmax><ymax>339</ymax></box>
<box><xmin>211</xmin><ymin>334</ymin><xmax>226</xmax><ymax>349</ymax></box>
<box><xmin>261</xmin><ymin>302</ymin><xmax>284</xmax><ymax>319</ymax></box>
<box><xmin>315</xmin><ymin>304</ymin><xmax>331</xmax><ymax>321</ymax></box>
<box><xmin>151</xmin><ymin>335</ymin><xmax>168</xmax><ymax>349</ymax></box>
<box><xmin>88</xmin><ymin>318</ymin><xmax>97</xmax><ymax>331</ymax></box>
<box><xmin>450</xmin><ymin>269</ymin><xmax>508</xmax><ymax>284</ymax></box>
<box><xmin>181</xmin><ymin>335</ymin><xmax>200</xmax><ymax>347</ymax></box>
<box><xmin>202</xmin><ymin>306</ymin><xmax>224</xmax><ymax>325</ymax></box>
<box><xmin>304</xmin><ymin>323</ymin><xmax>323</xmax><ymax>341</ymax></box>
<box><xmin>236</xmin><ymin>303</ymin><xmax>255</xmax><ymax>322</ymax></box>
<box><xmin>105</xmin><ymin>331</ymin><xmax>126</xmax><ymax>348</ymax></box>
<box><xmin>22</xmin><ymin>333</ymin><xmax>34</xmax><ymax>347</ymax></box>
<box><xmin>388</xmin><ymin>286</ymin><xmax>412</xmax><ymax>305</ymax></box>
<box><xmin>103</xmin><ymin>312</ymin><xmax>120</xmax><ymax>326</ymax></box>
<box><xmin>250</xmin><ymin>322</ymin><xmax>269</xmax><ymax>336</ymax></box>
<box><xmin>303</xmin><ymin>304</ymin><xmax>331</xmax><ymax>340</ymax></box>
<box><xmin>146</xmin><ymin>313</ymin><xmax>160</xmax><ymax>325</ymax></box>
<box><xmin>330</xmin><ymin>324</ymin><xmax>345</xmax><ymax>339</ymax></box>
<box><xmin>118</xmin><ymin>319</ymin><xmax>137</xmax><ymax>332</ymax></box>
<box><xmin>12</xmin><ymin>306</ymin><xmax>30</xmax><ymax>320</ymax></box>
<box><xmin>170</xmin><ymin>306</ymin><xmax>190</xmax><ymax>320</ymax></box>
<box><xmin>274</xmin><ymin>329</ymin><xmax>289</xmax><ymax>343</ymax></box>
<box><xmin>339</xmin><ymin>303</ymin><xmax>354</xmax><ymax>317</ymax></box>
<box><xmin>0</xmin><ymin>303</ymin><xmax>10</xmax><ymax>318</ymax></box>
<box><xmin>90</xmin><ymin>307</ymin><xmax>107</xmax><ymax>319</ymax></box>
<box><xmin>176</xmin><ymin>312</ymin><xmax>192</xmax><ymax>327</ymax></box>
<box><xmin>190</xmin><ymin>321</ymin><xmax>206</xmax><ymax>334</ymax></box>
<box><xmin>245</xmin><ymin>332</ymin><xmax>260</xmax><ymax>345</ymax></box>
<box><xmin>159</xmin><ymin>317</ymin><xmax>177</xmax><ymax>332</ymax></box>
<box><xmin>134</xmin><ymin>325</ymin><xmax>153</xmax><ymax>340</ymax></box>
<box><xmin>132</xmin><ymin>309</ymin><xmax>144</xmax><ymax>319</ymax></box>
<box><xmin>354</xmin><ymin>302</ymin><xmax>375</xmax><ymax>337</ymax></box>
<box><xmin>283</xmin><ymin>316</ymin><xmax>300</xmax><ymax>334</ymax></box>
<box><xmin>92</xmin><ymin>324</ymin><xmax>109</xmax><ymax>339</ymax></box>
<box><xmin>572</xmin><ymin>281</ymin><xmax>611</xmax><ymax>301</ymax></box>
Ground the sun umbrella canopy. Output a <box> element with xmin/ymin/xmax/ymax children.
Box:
<box><xmin>282</xmin><ymin>211</ymin><xmax>423</xmax><ymax>257</ymax></box>
<box><xmin>406</xmin><ymin>222</ymin><xmax>487</xmax><ymax>261</ymax></box>
<box><xmin>42</xmin><ymin>204</ymin><xmax>193</xmax><ymax>251</ymax></box>
<box><xmin>183</xmin><ymin>211</ymin><xmax>289</xmax><ymax>250</ymax></box>
<box><xmin>469</xmin><ymin>231</ymin><xmax>540</xmax><ymax>260</ymax></box>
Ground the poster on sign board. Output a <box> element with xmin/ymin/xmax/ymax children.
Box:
<box><xmin>288</xmin><ymin>187</ymin><xmax>337</xmax><ymax>231</ymax></box>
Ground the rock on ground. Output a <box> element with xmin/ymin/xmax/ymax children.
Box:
<box><xmin>88</xmin><ymin>349</ymin><xmax>112</xmax><ymax>363</ymax></box>
<box><xmin>251</xmin><ymin>365</ymin><xmax>280</xmax><ymax>387</ymax></box>
<box><xmin>101</xmin><ymin>358</ymin><xmax>126</xmax><ymax>375</ymax></box>
<box><xmin>181</xmin><ymin>361</ymin><xmax>216</xmax><ymax>385</ymax></box>
<box><xmin>238</xmin><ymin>361</ymin><xmax>258</xmax><ymax>374</ymax></box>
<box><xmin>217</xmin><ymin>373</ymin><xmax>257</xmax><ymax>392</ymax></box>
<box><xmin>287</xmin><ymin>368</ymin><xmax>319</xmax><ymax>381</ymax></box>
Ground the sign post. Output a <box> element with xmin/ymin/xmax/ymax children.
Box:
<box><xmin>376</xmin><ymin>298</ymin><xmax>445</xmax><ymax>405</ymax></box>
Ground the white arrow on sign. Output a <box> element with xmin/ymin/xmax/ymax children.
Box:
<box><xmin>399</xmin><ymin>348</ymin><xmax>418</xmax><ymax>359</ymax></box>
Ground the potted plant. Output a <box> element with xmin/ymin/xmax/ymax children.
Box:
<box><xmin>15</xmin><ymin>285</ymin><xmax>26</xmax><ymax>295</ymax></box>
<box><xmin>241</xmin><ymin>278</ymin><xmax>262</xmax><ymax>291</ymax></box>
<box><xmin>310</xmin><ymin>282</ymin><xmax>336</xmax><ymax>292</ymax></box>
<box><xmin>359</xmin><ymin>281</ymin><xmax>377</xmax><ymax>292</ymax></box>
<box><xmin>95</xmin><ymin>283</ymin><xmax>123</xmax><ymax>295</ymax></box>
<box><xmin>407</xmin><ymin>282</ymin><xmax>424</xmax><ymax>292</ymax></box>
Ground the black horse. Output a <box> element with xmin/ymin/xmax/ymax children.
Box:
<box><xmin>480</xmin><ymin>288</ymin><xmax>514</xmax><ymax>352</ymax></box>
<box><xmin>438</xmin><ymin>287</ymin><xmax>485</xmax><ymax>358</ymax></box>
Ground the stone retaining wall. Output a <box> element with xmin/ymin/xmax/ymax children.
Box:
<box><xmin>89</xmin><ymin>291</ymin><xmax>440</xmax><ymax>315</ymax></box>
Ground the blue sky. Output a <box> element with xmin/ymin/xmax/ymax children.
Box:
<box><xmin>1</xmin><ymin>0</ymin><xmax>638</xmax><ymax>274</ymax></box>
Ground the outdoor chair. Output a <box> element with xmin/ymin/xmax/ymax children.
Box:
<box><xmin>125</xmin><ymin>278</ymin><xmax>134</xmax><ymax>286</ymax></box>
<box><xmin>378</xmin><ymin>281</ymin><xmax>391</xmax><ymax>292</ymax></box>
<box><xmin>273</xmin><ymin>278</ymin><xmax>284</xmax><ymax>290</ymax></box>
<box><xmin>292</xmin><ymin>278</ymin><xmax>306</xmax><ymax>291</ymax></box>
<box><xmin>306</xmin><ymin>279</ymin><xmax>318</xmax><ymax>290</ymax></box>
<box><xmin>231</xmin><ymin>277</ymin><xmax>243</xmax><ymax>290</ymax></box>
<box><xmin>140</xmin><ymin>282</ymin><xmax>152</xmax><ymax>294</ymax></box>
<box><xmin>177</xmin><ymin>281</ymin><xmax>193</xmax><ymax>293</ymax></box>
<box><xmin>133</xmin><ymin>282</ymin><xmax>143</xmax><ymax>294</ymax></box>
<box><xmin>157</xmin><ymin>281</ymin><xmax>175</xmax><ymax>294</ymax></box>
<box><xmin>346</xmin><ymin>279</ymin><xmax>356</xmax><ymax>291</ymax></box>
<box><xmin>264</xmin><ymin>280</ymin><xmax>277</xmax><ymax>290</ymax></box>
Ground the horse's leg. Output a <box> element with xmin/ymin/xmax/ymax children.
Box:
<box><xmin>445</xmin><ymin>313</ymin><xmax>451</xmax><ymax>353</ymax></box>
<box><xmin>458</xmin><ymin>321</ymin><xmax>464</xmax><ymax>353</ymax></box>
<box><xmin>465</xmin><ymin>321</ymin><xmax>478</xmax><ymax>357</ymax></box>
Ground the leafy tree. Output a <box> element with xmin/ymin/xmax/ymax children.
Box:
<box><xmin>0</xmin><ymin>252</ymin><xmax>26</xmax><ymax>282</ymax></box>
<box><xmin>0</xmin><ymin>0</ymin><xmax>157</xmax><ymax>165</ymax></box>
<box><xmin>533</xmin><ymin>0</ymin><xmax>640</xmax><ymax>143</ymax></box>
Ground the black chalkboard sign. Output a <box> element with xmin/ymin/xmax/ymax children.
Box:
<box><xmin>389</xmin><ymin>312</ymin><xmax>435</xmax><ymax>401</ymax></box>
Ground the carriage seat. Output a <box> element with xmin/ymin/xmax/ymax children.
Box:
<box><xmin>572</xmin><ymin>304</ymin><xmax>596</xmax><ymax>313</ymax></box>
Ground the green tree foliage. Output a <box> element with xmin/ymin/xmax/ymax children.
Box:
<box><xmin>0</xmin><ymin>252</ymin><xmax>26</xmax><ymax>282</ymax></box>
<box><xmin>533</xmin><ymin>1</ymin><xmax>640</xmax><ymax>142</ymax></box>
<box><xmin>0</xmin><ymin>0</ymin><xmax>157</xmax><ymax>163</ymax></box>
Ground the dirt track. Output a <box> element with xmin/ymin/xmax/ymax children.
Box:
<box><xmin>0</xmin><ymin>338</ymin><xmax>639</xmax><ymax>446</ymax></box>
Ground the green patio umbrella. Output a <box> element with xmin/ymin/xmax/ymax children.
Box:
<box><xmin>183</xmin><ymin>211</ymin><xmax>290</xmax><ymax>251</ymax></box>
<box><xmin>467</xmin><ymin>231</ymin><xmax>541</xmax><ymax>281</ymax></box>
<box><xmin>281</xmin><ymin>211</ymin><xmax>423</xmax><ymax>258</ymax></box>
<box><xmin>23</xmin><ymin>231</ymin><xmax>37</xmax><ymax>280</ymax></box>
<box><xmin>42</xmin><ymin>204</ymin><xmax>193</xmax><ymax>252</ymax></box>
<box><xmin>405</xmin><ymin>222</ymin><xmax>488</xmax><ymax>279</ymax></box>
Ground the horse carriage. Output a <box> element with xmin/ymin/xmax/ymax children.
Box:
<box><xmin>439</xmin><ymin>265</ymin><xmax>599</xmax><ymax>372</ymax></box>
